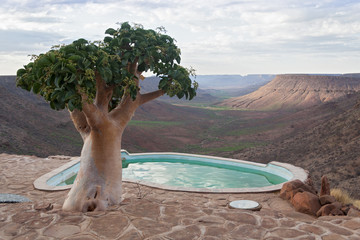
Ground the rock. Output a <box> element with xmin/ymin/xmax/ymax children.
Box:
<box><xmin>347</xmin><ymin>207</ymin><xmax>360</xmax><ymax>217</ymax></box>
<box><xmin>341</xmin><ymin>206</ymin><xmax>350</xmax><ymax>215</ymax></box>
<box><xmin>280</xmin><ymin>180</ymin><xmax>317</xmax><ymax>201</ymax></box>
<box><xmin>34</xmin><ymin>203</ymin><xmax>53</xmax><ymax>211</ymax></box>
<box><xmin>319</xmin><ymin>195</ymin><xmax>336</xmax><ymax>205</ymax></box>
<box><xmin>331</xmin><ymin>201</ymin><xmax>343</xmax><ymax>209</ymax></box>
<box><xmin>317</xmin><ymin>204</ymin><xmax>336</xmax><ymax>217</ymax></box>
<box><xmin>292</xmin><ymin>191</ymin><xmax>321</xmax><ymax>216</ymax></box>
<box><xmin>330</xmin><ymin>207</ymin><xmax>344</xmax><ymax>216</ymax></box>
<box><xmin>304</xmin><ymin>176</ymin><xmax>318</xmax><ymax>194</ymax></box>
<box><xmin>317</xmin><ymin>202</ymin><xmax>344</xmax><ymax>217</ymax></box>
<box><xmin>320</xmin><ymin>176</ymin><xmax>330</xmax><ymax>196</ymax></box>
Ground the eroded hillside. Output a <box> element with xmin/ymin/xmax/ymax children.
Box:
<box><xmin>219</xmin><ymin>74</ymin><xmax>360</xmax><ymax>110</ymax></box>
<box><xmin>234</xmin><ymin>93</ymin><xmax>360</xmax><ymax>198</ymax></box>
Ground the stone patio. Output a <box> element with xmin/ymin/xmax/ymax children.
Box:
<box><xmin>0</xmin><ymin>153</ymin><xmax>359</xmax><ymax>239</ymax></box>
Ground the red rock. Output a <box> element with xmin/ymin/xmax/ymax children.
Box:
<box><xmin>347</xmin><ymin>207</ymin><xmax>360</xmax><ymax>217</ymax></box>
<box><xmin>319</xmin><ymin>195</ymin><xmax>336</xmax><ymax>205</ymax></box>
<box><xmin>320</xmin><ymin>176</ymin><xmax>330</xmax><ymax>196</ymax></box>
<box><xmin>280</xmin><ymin>180</ymin><xmax>302</xmax><ymax>200</ymax></box>
<box><xmin>304</xmin><ymin>176</ymin><xmax>318</xmax><ymax>194</ymax></box>
<box><xmin>331</xmin><ymin>201</ymin><xmax>343</xmax><ymax>209</ymax></box>
<box><xmin>280</xmin><ymin>180</ymin><xmax>318</xmax><ymax>202</ymax></box>
<box><xmin>292</xmin><ymin>191</ymin><xmax>321</xmax><ymax>216</ymax></box>
<box><xmin>317</xmin><ymin>201</ymin><xmax>344</xmax><ymax>216</ymax></box>
<box><xmin>317</xmin><ymin>204</ymin><xmax>336</xmax><ymax>217</ymax></box>
<box><xmin>341</xmin><ymin>206</ymin><xmax>350</xmax><ymax>215</ymax></box>
<box><xmin>330</xmin><ymin>207</ymin><xmax>344</xmax><ymax>216</ymax></box>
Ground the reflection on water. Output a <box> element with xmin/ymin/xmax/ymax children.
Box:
<box><xmin>59</xmin><ymin>158</ymin><xmax>287</xmax><ymax>188</ymax></box>
<box><xmin>122</xmin><ymin>160</ymin><xmax>286</xmax><ymax>189</ymax></box>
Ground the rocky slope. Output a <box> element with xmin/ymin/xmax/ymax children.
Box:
<box><xmin>219</xmin><ymin>74</ymin><xmax>360</xmax><ymax>110</ymax></box>
<box><xmin>0</xmin><ymin>76</ymin><xmax>82</xmax><ymax>157</ymax></box>
<box><xmin>234</xmin><ymin>93</ymin><xmax>360</xmax><ymax>198</ymax></box>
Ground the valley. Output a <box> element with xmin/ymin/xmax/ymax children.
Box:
<box><xmin>1</xmin><ymin>74</ymin><xmax>360</xmax><ymax>198</ymax></box>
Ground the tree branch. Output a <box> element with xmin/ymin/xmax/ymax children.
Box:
<box><xmin>77</xmin><ymin>86</ymin><xmax>101</xmax><ymax>128</ymax></box>
<box><xmin>95</xmin><ymin>72</ymin><xmax>113</xmax><ymax>111</ymax></box>
<box><xmin>140</xmin><ymin>89</ymin><xmax>165</xmax><ymax>105</ymax></box>
<box><xmin>128</xmin><ymin>58</ymin><xmax>143</xmax><ymax>87</ymax></box>
<box><xmin>109</xmin><ymin>90</ymin><xmax>141</xmax><ymax>126</ymax></box>
<box><xmin>128</xmin><ymin>58</ymin><xmax>139</xmax><ymax>75</ymax></box>
<box><xmin>70</xmin><ymin>109</ymin><xmax>90</xmax><ymax>140</ymax></box>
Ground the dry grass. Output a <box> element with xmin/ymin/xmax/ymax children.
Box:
<box><xmin>331</xmin><ymin>188</ymin><xmax>360</xmax><ymax>209</ymax></box>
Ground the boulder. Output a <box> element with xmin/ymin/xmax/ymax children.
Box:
<box><xmin>341</xmin><ymin>206</ymin><xmax>350</xmax><ymax>215</ymax></box>
<box><xmin>304</xmin><ymin>176</ymin><xmax>318</xmax><ymax>194</ymax></box>
<box><xmin>347</xmin><ymin>207</ymin><xmax>360</xmax><ymax>217</ymax></box>
<box><xmin>330</xmin><ymin>207</ymin><xmax>344</xmax><ymax>216</ymax></box>
<box><xmin>317</xmin><ymin>204</ymin><xmax>336</xmax><ymax>217</ymax></box>
<box><xmin>317</xmin><ymin>201</ymin><xmax>345</xmax><ymax>217</ymax></box>
<box><xmin>319</xmin><ymin>195</ymin><xmax>336</xmax><ymax>205</ymax></box>
<box><xmin>280</xmin><ymin>180</ymin><xmax>317</xmax><ymax>201</ymax></box>
<box><xmin>320</xmin><ymin>176</ymin><xmax>330</xmax><ymax>196</ymax></box>
<box><xmin>291</xmin><ymin>191</ymin><xmax>321</xmax><ymax>216</ymax></box>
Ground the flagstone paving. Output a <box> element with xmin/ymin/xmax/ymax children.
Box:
<box><xmin>0</xmin><ymin>153</ymin><xmax>359</xmax><ymax>239</ymax></box>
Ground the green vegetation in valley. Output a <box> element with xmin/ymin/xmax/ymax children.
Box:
<box><xmin>227</xmin><ymin>123</ymin><xmax>286</xmax><ymax>136</ymax></box>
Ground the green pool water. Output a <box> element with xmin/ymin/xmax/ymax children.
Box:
<box><xmin>61</xmin><ymin>157</ymin><xmax>287</xmax><ymax>189</ymax></box>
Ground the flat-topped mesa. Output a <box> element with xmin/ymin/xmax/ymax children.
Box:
<box><xmin>219</xmin><ymin>74</ymin><xmax>360</xmax><ymax>111</ymax></box>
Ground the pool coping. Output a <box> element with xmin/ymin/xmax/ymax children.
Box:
<box><xmin>33</xmin><ymin>150</ymin><xmax>308</xmax><ymax>193</ymax></box>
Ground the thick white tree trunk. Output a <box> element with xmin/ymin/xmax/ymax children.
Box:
<box><xmin>63</xmin><ymin>124</ymin><xmax>124</xmax><ymax>212</ymax></box>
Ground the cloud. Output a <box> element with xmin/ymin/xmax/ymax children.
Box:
<box><xmin>1</xmin><ymin>0</ymin><xmax>360</xmax><ymax>75</ymax></box>
<box><xmin>0</xmin><ymin>29</ymin><xmax>64</xmax><ymax>53</ymax></box>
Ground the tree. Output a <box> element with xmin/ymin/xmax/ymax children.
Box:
<box><xmin>16</xmin><ymin>22</ymin><xmax>198</xmax><ymax>212</ymax></box>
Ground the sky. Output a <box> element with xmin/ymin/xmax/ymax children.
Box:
<box><xmin>1</xmin><ymin>0</ymin><xmax>360</xmax><ymax>76</ymax></box>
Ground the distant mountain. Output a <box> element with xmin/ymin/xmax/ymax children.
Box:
<box><xmin>139</xmin><ymin>76</ymin><xmax>220</xmax><ymax>105</ymax></box>
<box><xmin>192</xmin><ymin>74</ymin><xmax>275</xmax><ymax>90</ymax></box>
<box><xmin>219</xmin><ymin>74</ymin><xmax>360</xmax><ymax>110</ymax></box>
<box><xmin>140</xmin><ymin>75</ymin><xmax>274</xmax><ymax>105</ymax></box>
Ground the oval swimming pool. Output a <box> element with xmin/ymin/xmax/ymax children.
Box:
<box><xmin>35</xmin><ymin>150</ymin><xmax>307</xmax><ymax>193</ymax></box>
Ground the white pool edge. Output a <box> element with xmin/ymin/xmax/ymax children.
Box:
<box><xmin>33</xmin><ymin>150</ymin><xmax>308</xmax><ymax>193</ymax></box>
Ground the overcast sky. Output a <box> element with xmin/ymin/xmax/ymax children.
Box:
<box><xmin>1</xmin><ymin>0</ymin><xmax>359</xmax><ymax>76</ymax></box>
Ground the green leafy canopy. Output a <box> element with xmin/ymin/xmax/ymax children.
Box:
<box><xmin>16</xmin><ymin>22</ymin><xmax>198</xmax><ymax>111</ymax></box>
